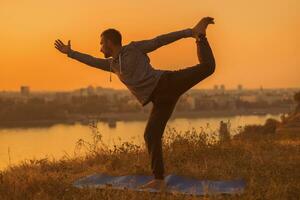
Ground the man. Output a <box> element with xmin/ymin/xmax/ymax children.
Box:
<box><xmin>54</xmin><ymin>16</ymin><xmax>216</xmax><ymax>190</ymax></box>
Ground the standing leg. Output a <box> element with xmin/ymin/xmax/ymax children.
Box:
<box><xmin>144</xmin><ymin>96</ymin><xmax>178</xmax><ymax>180</ymax></box>
<box><xmin>167</xmin><ymin>33</ymin><xmax>216</xmax><ymax>97</ymax></box>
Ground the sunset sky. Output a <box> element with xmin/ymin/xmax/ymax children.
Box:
<box><xmin>0</xmin><ymin>0</ymin><xmax>299</xmax><ymax>91</ymax></box>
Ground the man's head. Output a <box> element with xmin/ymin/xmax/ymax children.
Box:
<box><xmin>100</xmin><ymin>28</ymin><xmax>122</xmax><ymax>58</ymax></box>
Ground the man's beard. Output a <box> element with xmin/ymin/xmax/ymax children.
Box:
<box><xmin>103</xmin><ymin>50</ymin><xmax>112</xmax><ymax>58</ymax></box>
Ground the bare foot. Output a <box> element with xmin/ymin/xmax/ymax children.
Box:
<box><xmin>139</xmin><ymin>179</ymin><xmax>167</xmax><ymax>191</ymax></box>
<box><xmin>192</xmin><ymin>16</ymin><xmax>215</xmax><ymax>39</ymax></box>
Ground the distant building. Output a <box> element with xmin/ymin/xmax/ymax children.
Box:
<box><xmin>257</xmin><ymin>93</ymin><xmax>283</xmax><ymax>104</ymax></box>
<box><xmin>87</xmin><ymin>85</ymin><xmax>95</xmax><ymax>95</ymax></box>
<box><xmin>185</xmin><ymin>95</ymin><xmax>196</xmax><ymax>110</ymax></box>
<box><xmin>213</xmin><ymin>85</ymin><xmax>219</xmax><ymax>90</ymax></box>
<box><xmin>220</xmin><ymin>84</ymin><xmax>225</xmax><ymax>92</ymax></box>
<box><xmin>260</xmin><ymin>86</ymin><xmax>263</xmax><ymax>91</ymax></box>
<box><xmin>237</xmin><ymin>84</ymin><xmax>243</xmax><ymax>91</ymax></box>
<box><xmin>79</xmin><ymin>88</ymin><xmax>88</xmax><ymax>96</ymax></box>
<box><xmin>240</xmin><ymin>95</ymin><xmax>257</xmax><ymax>103</ymax></box>
<box><xmin>55</xmin><ymin>92</ymin><xmax>70</xmax><ymax>101</ymax></box>
<box><xmin>20</xmin><ymin>86</ymin><xmax>30</xmax><ymax>96</ymax></box>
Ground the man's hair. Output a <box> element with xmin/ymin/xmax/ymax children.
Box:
<box><xmin>101</xmin><ymin>28</ymin><xmax>122</xmax><ymax>45</ymax></box>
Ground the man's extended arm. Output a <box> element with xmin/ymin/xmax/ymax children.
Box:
<box><xmin>131</xmin><ymin>28</ymin><xmax>193</xmax><ymax>54</ymax></box>
<box><xmin>67</xmin><ymin>50</ymin><xmax>112</xmax><ymax>72</ymax></box>
<box><xmin>196</xmin><ymin>33</ymin><xmax>215</xmax><ymax>67</ymax></box>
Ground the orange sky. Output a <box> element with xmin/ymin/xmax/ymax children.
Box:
<box><xmin>0</xmin><ymin>0</ymin><xmax>299</xmax><ymax>91</ymax></box>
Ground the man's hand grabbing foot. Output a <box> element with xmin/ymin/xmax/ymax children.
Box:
<box><xmin>192</xmin><ymin>17</ymin><xmax>215</xmax><ymax>40</ymax></box>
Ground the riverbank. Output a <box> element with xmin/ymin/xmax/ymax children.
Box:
<box><xmin>0</xmin><ymin>122</ymin><xmax>299</xmax><ymax>199</ymax></box>
<box><xmin>0</xmin><ymin>107</ymin><xmax>290</xmax><ymax>129</ymax></box>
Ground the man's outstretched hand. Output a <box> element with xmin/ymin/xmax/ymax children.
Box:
<box><xmin>192</xmin><ymin>17</ymin><xmax>215</xmax><ymax>39</ymax></box>
<box><xmin>54</xmin><ymin>39</ymin><xmax>72</xmax><ymax>54</ymax></box>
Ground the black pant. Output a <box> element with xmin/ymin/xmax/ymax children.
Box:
<box><xmin>143</xmin><ymin>33</ymin><xmax>216</xmax><ymax>179</ymax></box>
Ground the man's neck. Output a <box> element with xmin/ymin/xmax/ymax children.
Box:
<box><xmin>112</xmin><ymin>45</ymin><xmax>122</xmax><ymax>59</ymax></box>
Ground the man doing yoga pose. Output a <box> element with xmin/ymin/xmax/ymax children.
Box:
<box><xmin>54</xmin><ymin>16</ymin><xmax>216</xmax><ymax>190</ymax></box>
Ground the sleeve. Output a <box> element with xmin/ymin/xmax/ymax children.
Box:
<box><xmin>67</xmin><ymin>50</ymin><xmax>113</xmax><ymax>72</ymax></box>
<box><xmin>196</xmin><ymin>33</ymin><xmax>215</xmax><ymax>67</ymax></box>
<box><xmin>131</xmin><ymin>28</ymin><xmax>193</xmax><ymax>54</ymax></box>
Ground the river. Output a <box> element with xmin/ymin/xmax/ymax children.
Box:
<box><xmin>0</xmin><ymin>114</ymin><xmax>281</xmax><ymax>171</ymax></box>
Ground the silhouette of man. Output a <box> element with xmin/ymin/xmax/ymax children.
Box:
<box><xmin>55</xmin><ymin>16</ymin><xmax>216</xmax><ymax>190</ymax></box>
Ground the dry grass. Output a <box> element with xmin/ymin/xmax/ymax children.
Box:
<box><xmin>0</xmin><ymin>120</ymin><xmax>299</xmax><ymax>200</ymax></box>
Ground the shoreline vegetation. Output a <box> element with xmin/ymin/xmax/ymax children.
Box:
<box><xmin>0</xmin><ymin>117</ymin><xmax>299</xmax><ymax>199</ymax></box>
<box><xmin>0</xmin><ymin>107</ymin><xmax>289</xmax><ymax>129</ymax></box>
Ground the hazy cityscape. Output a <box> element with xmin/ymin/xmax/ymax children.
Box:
<box><xmin>0</xmin><ymin>84</ymin><xmax>298</xmax><ymax>128</ymax></box>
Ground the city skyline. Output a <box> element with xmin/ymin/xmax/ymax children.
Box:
<box><xmin>1</xmin><ymin>84</ymin><xmax>300</xmax><ymax>93</ymax></box>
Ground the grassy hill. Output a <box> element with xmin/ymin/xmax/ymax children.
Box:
<box><xmin>0</xmin><ymin>121</ymin><xmax>299</xmax><ymax>200</ymax></box>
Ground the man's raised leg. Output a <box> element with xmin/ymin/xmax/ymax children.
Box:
<box><xmin>168</xmin><ymin>33</ymin><xmax>216</xmax><ymax>97</ymax></box>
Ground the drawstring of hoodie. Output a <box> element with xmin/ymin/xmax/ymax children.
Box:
<box><xmin>119</xmin><ymin>54</ymin><xmax>122</xmax><ymax>74</ymax></box>
<box><xmin>109</xmin><ymin>60</ymin><xmax>112</xmax><ymax>82</ymax></box>
<box><xmin>109</xmin><ymin>53</ymin><xmax>122</xmax><ymax>82</ymax></box>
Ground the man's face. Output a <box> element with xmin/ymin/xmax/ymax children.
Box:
<box><xmin>100</xmin><ymin>36</ymin><xmax>113</xmax><ymax>58</ymax></box>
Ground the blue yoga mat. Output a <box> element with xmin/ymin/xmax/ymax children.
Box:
<box><xmin>73</xmin><ymin>173</ymin><xmax>246</xmax><ymax>196</ymax></box>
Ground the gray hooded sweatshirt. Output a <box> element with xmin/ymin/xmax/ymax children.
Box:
<box><xmin>67</xmin><ymin>28</ymin><xmax>193</xmax><ymax>106</ymax></box>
